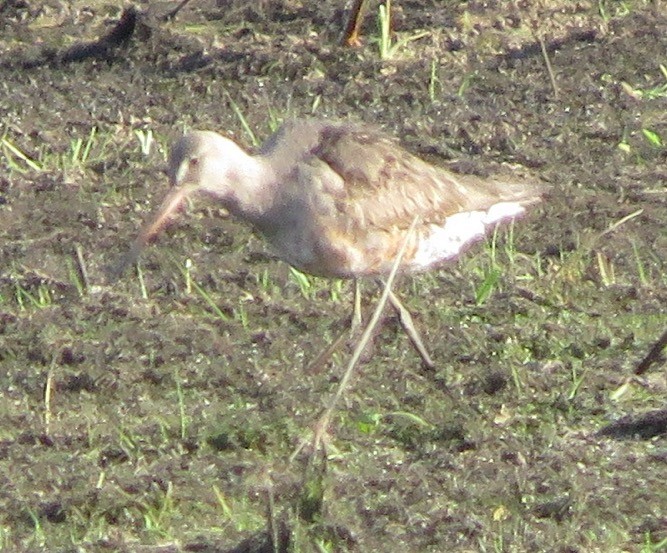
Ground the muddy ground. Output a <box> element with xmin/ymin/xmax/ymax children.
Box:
<box><xmin>0</xmin><ymin>1</ymin><xmax>666</xmax><ymax>551</ymax></box>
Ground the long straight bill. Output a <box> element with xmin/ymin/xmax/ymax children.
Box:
<box><xmin>108</xmin><ymin>185</ymin><xmax>197</xmax><ymax>281</ymax></box>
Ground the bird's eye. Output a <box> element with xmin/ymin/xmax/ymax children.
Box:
<box><xmin>189</xmin><ymin>157</ymin><xmax>199</xmax><ymax>168</ymax></box>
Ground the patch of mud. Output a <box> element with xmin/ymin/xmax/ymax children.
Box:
<box><xmin>0</xmin><ymin>1</ymin><xmax>665</xmax><ymax>550</ymax></box>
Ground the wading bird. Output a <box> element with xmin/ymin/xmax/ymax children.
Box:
<box><xmin>113</xmin><ymin>118</ymin><xmax>543</xmax><ymax>368</ymax></box>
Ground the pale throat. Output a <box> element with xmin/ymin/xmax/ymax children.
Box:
<box><xmin>217</xmin><ymin>154</ymin><xmax>277</xmax><ymax>222</ymax></box>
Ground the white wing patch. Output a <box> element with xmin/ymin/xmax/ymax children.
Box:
<box><xmin>410</xmin><ymin>201</ymin><xmax>527</xmax><ymax>270</ymax></box>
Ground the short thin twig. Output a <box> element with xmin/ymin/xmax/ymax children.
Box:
<box><xmin>44</xmin><ymin>356</ymin><xmax>56</xmax><ymax>435</ymax></box>
<box><xmin>163</xmin><ymin>0</ymin><xmax>193</xmax><ymax>21</ymax></box>
<box><xmin>537</xmin><ymin>33</ymin><xmax>559</xmax><ymax>100</ymax></box>
<box><xmin>598</xmin><ymin>208</ymin><xmax>643</xmax><ymax>239</ymax></box>
<box><xmin>635</xmin><ymin>329</ymin><xmax>667</xmax><ymax>375</ymax></box>
<box><xmin>75</xmin><ymin>243</ymin><xmax>90</xmax><ymax>292</ymax></box>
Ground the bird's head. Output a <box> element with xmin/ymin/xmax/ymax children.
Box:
<box><xmin>136</xmin><ymin>131</ymin><xmax>256</xmax><ymax>244</ymax></box>
<box><xmin>110</xmin><ymin>131</ymin><xmax>260</xmax><ymax>279</ymax></box>
<box><xmin>168</xmin><ymin>130</ymin><xmax>250</xmax><ymax>197</ymax></box>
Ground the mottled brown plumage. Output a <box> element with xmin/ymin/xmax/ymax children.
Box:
<box><xmin>116</xmin><ymin>119</ymin><xmax>542</xmax><ymax>281</ymax></box>
<box><xmin>113</xmin><ymin>118</ymin><xmax>542</xmax><ymax>368</ymax></box>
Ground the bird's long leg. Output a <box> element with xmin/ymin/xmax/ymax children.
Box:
<box><xmin>295</xmin><ymin>216</ymin><xmax>422</xmax><ymax>460</ymax></box>
<box><xmin>309</xmin><ymin>282</ymin><xmax>436</xmax><ymax>371</ymax></box>
<box><xmin>351</xmin><ymin>278</ymin><xmax>362</xmax><ymax>332</ymax></box>
<box><xmin>386</xmin><ymin>288</ymin><xmax>435</xmax><ymax>369</ymax></box>
<box><xmin>306</xmin><ymin>279</ymin><xmax>364</xmax><ymax>373</ymax></box>
<box><xmin>342</xmin><ymin>0</ymin><xmax>368</xmax><ymax>46</ymax></box>
<box><xmin>306</xmin><ymin>329</ymin><xmax>349</xmax><ymax>373</ymax></box>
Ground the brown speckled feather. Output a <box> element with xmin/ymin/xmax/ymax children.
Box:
<box><xmin>120</xmin><ymin>118</ymin><xmax>543</xmax><ymax>280</ymax></box>
<box><xmin>255</xmin><ymin>120</ymin><xmax>542</xmax><ymax>276</ymax></box>
<box><xmin>307</xmin><ymin>122</ymin><xmax>540</xmax><ymax>230</ymax></box>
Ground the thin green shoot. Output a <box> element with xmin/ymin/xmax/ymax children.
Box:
<box><xmin>378</xmin><ymin>0</ymin><xmax>392</xmax><ymax>59</ymax></box>
<box><xmin>314</xmin><ymin>539</ymin><xmax>335</xmax><ymax>553</ymax></box>
<box><xmin>290</xmin><ymin>267</ymin><xmax>314</xmax><ymax>299</ymax></box>
<box><xmin>256</xmin><ymin>267</ymin><xmax>275</xmax><ymax>294</ymax></box>
<box><xmin>640</xmin><ymin>533</ymin><xmax>667</xmax><ymax>552</ymax></box>
<box><xmin>567</xmin><ymin>362</ymin><xmax>589</xmax><ymax>400</ymax></box>
<box><xmin>171</xmin><ymin>258</ymin><xmax>231</xmax><ymax>322</ymax></box>
<box><xmin>14</xmin><ymin>284</ymin><xmax>24</xmax><ymax>310</ymax></box>
<box><xmin>385</xmin><ymin>410</ymin><xmax>433</xmax><ymax>428</ymax></box>
<box><xmin>266</xmin><ymin>106</ymin><xmax>284</xmax><ymax>134</ymax></box>
<box><xmin>642</xmin><ymin>128</ymin><xmax>663</xmax><ymax>147</ymax></box>
<box><xmin>117</xmin><ymin>429</ymin><xmax>138</xmax><ymax>456</ymax></box>
<box><xmin>136</xmin><ymin>263</ymin><xmax>149</xmax><ymax>300</ymax></box>
<box><xmin>597</xmin><ymin>0</ymin><xmax>609</xmax><ymax>21</ymax></box>
<box><xmin>475</xmin><ymin>227</ymin><xmax>502</xmax><ymax>305</ymax></box>
<box><xmin>25</xmin><ymin>507</ymin><xmax>45</xmax><ymax>548</ymax></box>
<box><xmin>81</xmin><ymin>126</ymin><xmax>97</xmax><ymax>163</ymax></box>
<box><xmin>458</xmin><ymin>71</ymin><xmax>477</xmax><ymax>97</ymax></box>
<box><xmin>533</xmin><ymin>250</ymin><xmax>545</xmax><ymax>278</ymax></box>
<box><xmin>134</xmin><ymin>128</ymin><xmax>154</xmax><ymax>156</ymax></box>
<box><xmin>1</xmin><ymin>135</ymin><xmax>43</xmax><ymax>172</ymax></box>
<box><xmin>140</xmin><ymin>482</ymin><xmax>174</xmax><ymax>537</ymax></box>
<box><xmin>38</xmin><ymin>285</ymin><xmax>52</xmax><ymax>307</ymax></box>
<box><xmin>210</xmin><ymin>489</ymin><xmax>264</xmax><ymax>532</ymax></box>
<box><xmin>376</xmin><ymin>0</ymin><xmax>429</xmax><ymax>60</ymax></box>
<box><xmin>621</xmin><ymin>64</ymin><xmax>667</xmax><ymax>100</ymax></box>
<box><xmin>67</xmin><ymin>126</ymin><xmax>97</xmax><ymax>167</ymax></box>
<box><xmin>475</xmin><ymin>268</ymin><xmax>501</xmax><ymax>305</ymax></box>
<box><xmin>641</xmin><ymin>64</ymin><xmax>667</xmax><ymax>99</ymax></box>
<box><xmin>596</xmin><ymin>251</ymin><xmax>615</xmax><ymax>287</ymax></box>
<box><xmin>174</xmin><ymin>368</ymin><xmax>187</xmax><ymax>441</ymax></box>
<box><xmin>597</xmin><ymin>0</ymin><xmax>631</xmax><ymax>21</ymax></box>
<box><xmin>234</xmin><ymin>303</ymin><xmax>249</xmax><ymax>329</ymax></box>
<box><xmin>631</xmin><ymin>241</ymin><xmax>648</xmax><ymax>286</ymax></box>
<box><xmin>493</xmin><ymin>531</ymin><xmax>505</xmax><ymax>553</ymax></box>
<box><xmin>66</xmin><ymin>257</ymin><xmax>86</xmax><ymax>297</ymax></box>
<box><xmin>489</xmin><ymin>225</ymin><xmax>499</xmax><ymax>266</ymax></box>
<box><xmin>0</xmin><ymin>526</ymin><xmax>11</xmax><ymax>549</ymax></box>
<box><xmin>503</xmin><ymin>221</ymin><xmax>517</xmax><ymax>266</ymax></box>
<box><xmin>14</xmin><ymin>283</ymin><xmax>52</xmax><ymax>310</ymax></box>
<box><xmin>329</xmin><ymin>279</ymin><xmax>344</xmax><ymax>304</ymax></box>
<box><xmin>226</xmin><ymin>92</ymin><xmax>258</xmax><ymax>147</ymax></box>
<box><xmin>598</xmin><ymin>208</ymin><xmax>643</xmax><ymax>238</ymax></box>
<box><xmin>509</xmin><ymin>361</ymin><xmax>524</xmax><ymax>396</ymax></box>
<box><xmin>428</xmin><ymin>58</ymin><xmax>439</xmax><ymax>101</ymax></box>
<box><xmin>311</xmin><ymin>93</ymin><xmax>322</xmax><ymax>113</ymax></box>
<box><xmin>212</xmin><ymin>485</ymin><xmax>234</xmax><ymax>519</ymax></box>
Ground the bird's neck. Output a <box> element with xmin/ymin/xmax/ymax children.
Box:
<box><xmin>223</xmin><ymin>155</ymin><xmax>277</xmax><ymax>223</ymax></box>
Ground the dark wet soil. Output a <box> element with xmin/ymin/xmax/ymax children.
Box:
<box><xmin>1</xmin><ymin>1</ymin><xmax>666</xmax><ymax>551</ymax></box>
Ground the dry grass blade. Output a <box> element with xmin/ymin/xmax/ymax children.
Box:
<box><xmin>74</xmin><ymin>243</ymin><xmax>90</xmax><ymax>292</ymax></box>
